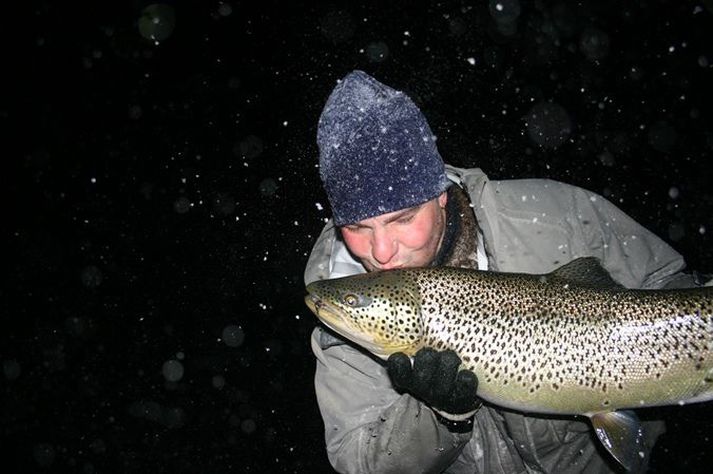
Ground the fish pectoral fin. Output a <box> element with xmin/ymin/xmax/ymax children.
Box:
<box><xmin>589</xmin><ymin>410</ymin><xmax>646</xmax><ymax>472</ymax></box>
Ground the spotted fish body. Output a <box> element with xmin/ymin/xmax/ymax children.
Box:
<box><xmin>415</xmin><ymin>268</ymin><xmax>713</xmax><ymax>415</ymax></box>
<box><xmin>305</xmin><ymin>258</ymin><xmax>713</xmax><ymax>470</ymax></box>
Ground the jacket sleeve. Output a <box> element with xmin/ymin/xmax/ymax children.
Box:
<box><xmin>311</xmin><ymin>327</ymin><xmax>471</xmax><ymax>474</ymax></box>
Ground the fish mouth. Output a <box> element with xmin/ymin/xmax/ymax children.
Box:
<box><xmin>304</xmin><ymin>294</ymin><xmax>409</xmax><ymax>359</ymax></box>
<box><xmin>304</xmin><ymin>294</ymin><xmax>320</xmax><ymax>315</ymax></box>
<box><xmin>304</xmin><ymin>294</ymin><xmax>364</xmax><ymax>342</ymax></box>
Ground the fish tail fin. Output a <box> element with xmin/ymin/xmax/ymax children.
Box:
<box><xmin>590</xmin><ymin>410</ymin><xmax>646</xmax><ymax>472</ymax></box>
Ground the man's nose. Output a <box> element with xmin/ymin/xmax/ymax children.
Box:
<box><xmin>371</xmin><ymin>228</ymin><xmax>397</xmax><ymax>264</ymax></box>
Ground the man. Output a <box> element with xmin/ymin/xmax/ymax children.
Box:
<box><xmin>304</xmin><ymin>70</ymin><xmax>701</xmax><ymax>473</ymax></box>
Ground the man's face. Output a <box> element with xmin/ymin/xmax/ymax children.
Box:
<box><xmin>339</xmin><ymin>192</ymin><xmax>448</xmax><ymax>272</ymax></box>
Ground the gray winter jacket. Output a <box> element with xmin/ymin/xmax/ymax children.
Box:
<box><xmin>304</xmin><ymin>165</ymin><xmax>694</xmax><ymax>473</ymax></box>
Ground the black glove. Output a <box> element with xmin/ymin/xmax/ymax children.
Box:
<box><xmin>387</xmin><ymin>348</ymin><xmax>480</xmax><ymax>431</ymax></box>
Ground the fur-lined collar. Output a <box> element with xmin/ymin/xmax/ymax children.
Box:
<box><xmin>433</xmin><ymin>185</ymin><xmax>480</xmax><ymax>270</ymax></box>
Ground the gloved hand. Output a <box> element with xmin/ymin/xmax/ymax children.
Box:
<box><xmin>387</xmin><ymin>348</ymin><xmax>480</xmax><ymax>430</ymax></box>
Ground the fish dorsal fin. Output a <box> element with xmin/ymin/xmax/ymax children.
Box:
<box><xmin>590</xmin><ymin>411</ymin><xmax>646</xmax><ymax>472</ymax></box>
<box><xmin>549</xmin><ymin>257</ymin><xmax>623</xmax><ymax>289</ymax></box>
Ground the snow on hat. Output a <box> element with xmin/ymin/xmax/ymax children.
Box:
<box><xmin>317</xmin><ymin>70</ymin><xmax>450</xmax><ymax>226</ymax></box>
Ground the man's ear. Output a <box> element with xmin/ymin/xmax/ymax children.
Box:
<box><xmin>438</xmin><ymin>191</ymin><xmax>448</xmax><ymax>208</ymax></box>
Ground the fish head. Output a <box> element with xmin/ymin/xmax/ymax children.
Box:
<box><xmin>305</xmin><ymin>270</ymin><xmax>424</xmax><ymax>359</ymax></box>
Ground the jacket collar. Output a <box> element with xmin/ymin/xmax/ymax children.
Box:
<box><xmin>433</xmin><ymin>185</ymin><xmax>480</xmax><ymax>270</ymax></box>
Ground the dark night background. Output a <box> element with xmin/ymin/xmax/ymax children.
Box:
<box><xmin>5</xmin><ymin>0</ymin><xmax>713</xmax><ymax>472</ymax></box>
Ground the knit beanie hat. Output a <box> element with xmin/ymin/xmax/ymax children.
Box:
<box><xmin>317</xmin><ymin>70</ymin><xmax>451</xmax><ymax>226</ymax></box>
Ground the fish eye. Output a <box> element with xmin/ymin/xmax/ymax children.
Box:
<box><xmin>342</xmin><ymin>293</ymin><xmax>359</xmax><ymax>306</ymax></box>
<box><xmin>340</xmin><ymin>293</ymin><xmax>372</xmax><ymax>307</ymax></box>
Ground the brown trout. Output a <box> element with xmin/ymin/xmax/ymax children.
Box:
<box><xmin>304</xmin><ymin>258</ymin><xmax>713</xmax><ymax>470</ymax></box>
